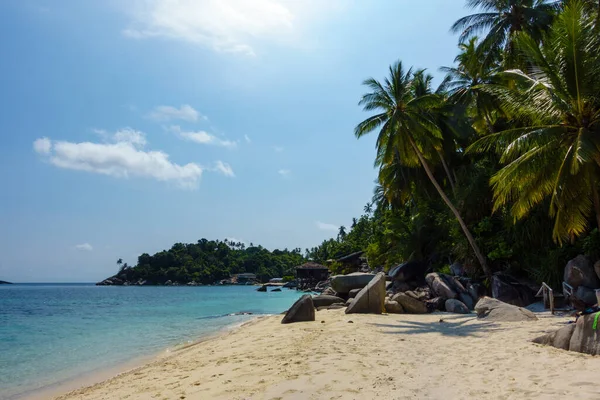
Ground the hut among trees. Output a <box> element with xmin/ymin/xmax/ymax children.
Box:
<box><xmin>336</xmin><ymin>251</ymin><xmax>369</xmax><ymax>273</ymax></box>
<box><xmin>295</xmin><ymin>262</ymin><xmax>329</xmax><ymax>290</ymax></box>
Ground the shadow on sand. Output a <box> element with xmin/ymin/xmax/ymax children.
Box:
<box><xmin>370</xmin><ymin>314</ymin><xmax>502</xmax><ymax>337</ymax></box>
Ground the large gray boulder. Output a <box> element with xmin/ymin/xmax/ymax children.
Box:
<box><xmin>331</xmin><ymin>272</ymin><xmax>375</xmax><ymax>294</ymax></box>
<box><xmin>532</xmin><ymin>324</ymin><xmax>576</xmax><ymax>350</ymax></box>
<box><xmin>388</xmin><ymin>261</ymin><xmax>428</xmax><ymax>282</ymax></box>
<box><xmin>281</xmin><ymin>295</ymin><xmax>315</xmax><ymax>324</ymax></box>
<box><xmin>569</xmin><ymin>313</ymin><xmax>600</xmax><ymax>355</ymax></box>
<box><xmin>445</xmin><ymin>299</ymin><xmax>470</xmax><ymax>314</ymax></box>
<box><xmin>392</xmin><ymin>293</ymin><xmax>428</xmax><ymax>314</ymax></box>
<box><xmin>575</xmin><ymin>286</ymin><xmax>598</xmax><ymax>306</ymax></box>
<box><xmin>491</xmin><ymin>273</ymin><xmax>535</xmax><ymax>307</ymax></box>
<box><xmin>346</xmin><ymin>273</ymin><xmax>386</xmax><ymax>314</ymax></box>
<box><xmin>426</xmin><ymin>273</ymin><xmax>458</xmax><ymax>299</ymax></box>
<box><xmin>474</xmin><ymin>297</ymin><xmax>537</xmax><ymax>322</ymax></box>
<box><xmin>564</xmin><ymin>255</ymin><xmax>599</xmax><ymax>290</ymax></box>
<box><xmin>458</xmin><ymin>292</ymin><xmax>475</xmax><ymax>310</ymax></box>
<box><xmin>384</xmin><ymin>299</ymin><xmax>404</xmax><ymax>314</ymax></box>
<box><xmin>311</xmin><ymin>295</ymin><xmax>346</xmax><ymax>308</ymax></box>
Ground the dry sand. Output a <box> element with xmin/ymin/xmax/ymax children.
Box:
<box><xmin>52</xmin><ymin>309</ymin><xmax>600</xmax><ymax>400</ymax></box>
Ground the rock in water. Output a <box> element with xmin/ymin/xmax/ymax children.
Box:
<box><xmin>392</xmin><ymin>293</ymin><xmax>428</xmax><ymax>314</ymax></box>
<box><xmin>271</xmin><ymin>288</ymin><xmax>282</xmax><ymax>292</ymax></box>
<box><xmin>426</xmin><ymin>273</ymin><xmax>458</xmax><ymax>299</ymax></box>
<box><xmin>445</xmin><ymin>299</ymin><xmax>470</xmax><ymax>314</ymax></box>
<box><xmin>564</xmin><ymin>255</ymin><xmax>599</xmax><ymax>289</ymax></box>
<box><xmin>532</xmin><ymin>324</ymin><xmax>576</xmax><ymax>351</ymax></box>
<box><xmin>491</xmin><ymin>273</ymin><xmax>535</xmax><ymax>307</ymax></box>
<box><xmin>474</xmin><ymin>297</ymin><xmax>537</xmax><ymax>322</ymax></box>
<box><xmin>384</xmin><ymin>299</ymin><xmax>404</xmax><ymax>314</ymax></box>
<box><xmin>312</xmin><ymin>295</ymin><xmax>346</xmax><ymax>308</ymax></box>
<box><xmin>345</xmin><ymin>273</ymin><xmax>386</xmax><ymax>314</ymax></box>
<box><xmin>281</xmin><ymin>295</ymin><xmax>315</xmax><ymax>324</ymax></box>
<box><xmin>257</xmin><ymin>285</ymin><xmax>267</xmax><ymax>292</ymax></box>
<box><xmin>331</xmin><ymin>273</ymin><xmax>375</xmax><ymax>294</ymax></box>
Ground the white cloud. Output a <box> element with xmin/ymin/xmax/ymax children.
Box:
<box><xmin>148</xmin><ymin>105</ymin><xmax>201</xmax><ymax>122</ymax></box>
<box><xmin>169</xmin><ymin>125</ymin><xmax>237</xmax><ymax>148</ymax></box>
<box><xmin>75</xmin><ymin>243</ymin><xmax>93</xmax><ymax>251</ymax></box>
<box><xmin>278</xmin><ymin>169</ymin><xmax>291</xmax><ymax>177</ymax></box>
<box><xmin>273</xmin><ymin>146</ymin><xmax>284</xmax><ymax>152</ymax></box>
<box><xmin>244</xmin><ymin>134</ymin><xmax>251</xmax><ymax>143</ymax></box>
<box><xmin>33</xmin><ymin>137</ymin><xmax>52</xmax><ymax>154</ymax></box>
<box><xmin>123</xmin><ymin>0</ymin><xmax>295</xmax><ymax>55</ymax></box>
<box><xmin>213</xmin><ymin>161</ymin><xmax>235</xmax><ymax>177</ymax></box>
<box><xmin>316</xmin><ymin>221</ymin><xmax>338</xmax><ymax>231</ymax></box>
<box><xmin>33</xmin><ymin>131</ymin><xmax>204</xmax><ymax>189</ymax></box>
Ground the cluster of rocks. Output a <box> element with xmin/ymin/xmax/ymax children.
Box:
<box><xmin>533</xmin><ymin>313</ymin><xmax>600</xmax><ymax>355</ymax></box>
<box><xmin>96</xmin><ymin>277</ymin><xmax>205</xmax><ymax>286</ymax></box>
<box><xmin>563</xmin><ymin>255</ymin><xmax>600</xmax><ymax>309</ymax></box>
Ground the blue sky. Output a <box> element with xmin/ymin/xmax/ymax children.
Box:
<box><xmin>0</xmin><ymin>0</ymin><xmax>470</xmax><ymax>282</ymax></box>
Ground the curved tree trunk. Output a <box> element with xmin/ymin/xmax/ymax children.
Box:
<box><xmin>408</xmin><ymin>136</ymin><xmax>492</xmax><ymax>280</ymax></box>
<box><xmin>436</xmin><ymin>149</ymin><xmax>456</xmax><ymax>197</ymax></box>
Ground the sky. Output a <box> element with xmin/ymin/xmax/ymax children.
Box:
<box><xmin>0</xmin><ymin>0</ymin><xmax>471</xmax><ymax>282</ymax></box>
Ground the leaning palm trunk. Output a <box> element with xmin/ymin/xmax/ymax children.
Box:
<box><xmin>409</xmin><ymin>136</ymin><xmax>492</xmax><ymax>280</ymax></box>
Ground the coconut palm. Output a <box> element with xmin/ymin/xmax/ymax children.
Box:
<box><xmin>355</xmin><ymin>61</ymin><xmax>491</xmax><ymax>278</ymax></box>
<box><xmin>451</xmin><ymin>0</ymin><xmax>559</xmax><ymax>68</ymax></box>
<box><xmin>468</xmin><ymin>0</ymin><xmax>600</xmax><ymax>243</ymax></box>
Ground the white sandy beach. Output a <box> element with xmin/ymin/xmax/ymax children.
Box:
<box><xmin>50</xmin><ymin>309</ymin><xmax>600</xmax><ymax>400</ymax></box>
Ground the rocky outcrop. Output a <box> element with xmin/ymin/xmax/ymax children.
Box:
<box><xmin>445</xmin><ymin>299</ymin><xmax>470</xmax><ymax>314</ymax></box>
<box><xmin>271</xmin><ymin>288</ymin><xmax>282</xmax><ymax>292</ymax></box>
<box><xmin>491</xmin><ymin>273</ymin><xmax>535</xmax><ymax>307</ymax></box>
<box><xmin>0</xmin><ymin>280</ymin><xmax>12</xmax><ymax>284</ymax></box>
<box><xmin>384</xmin><ymin>299</ymin><xmax>404</xmax><ymax>314</ymax></box>
<box><xmin>564</xmin><ymin>255</ymin><xmax>599</xmax><ymax>289</ymax></box>
<box><xmin>532</xmin><ymin>324</ymin><xmax>576</xmax><ymax>350</ymax></box>
<box><xmin>312</xmin><ymin>295</ymin><xmax>346</xmax><ymax>308</ymax></box>
<box><xmin>388</xmin><ymin>261</ymin><xmax>428</xmax><ymax>283</ymax></box>
<box><xmin>281</xmin><ymin>295</ymin><xmax>315</xmax><ymax>324</ymax></box>
<box><xmin>475</xmin><ymin>297</ymin><xmax>537</xmax><ymax>322</ymax></box>
<box><xmin>533</xmin><ymin>313</ymin><xmax>600</xmax><ymax>355</ymax></box>
<box><xmin>392</xmin><ymin>293</ymin><xmax>428</xmax><ymax>314</ymax></box>
<box><xmin>346</xmin><ymin>273</ymin><xmax>386</xmax><ymax>314</ymax></box>
<box><xmin>257</xmin><ymin>285</ymin><xmax>267</xmax><ymax>292</ymax></box>
<box><xmin>426</xmin><ymin>273</ymin><xmax>458</xmax><ymax>299</ymax></box>
<box><xmin>331</xmin><ymin>273</ymin><xmax>375</xmax><ymax>294</ymax></box>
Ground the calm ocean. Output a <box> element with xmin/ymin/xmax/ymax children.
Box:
<box><xmin>0</xmin><ymin>284</ymin><xmax>302</xmax><ymax>399</ymax></box>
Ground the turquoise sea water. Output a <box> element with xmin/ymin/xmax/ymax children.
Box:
<box><xmin>0</xmin><ymin>284</ymin><xmax>302</xmax><ymax>399</ymax></box>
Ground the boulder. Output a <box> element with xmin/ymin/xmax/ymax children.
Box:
<box><xmin>458</xmin><ymin>292</ymin><xmax>475</xmax><ymax>310</ymax></box>
<box><xmin>575</xmin><ymin>286</ymin><xmax>598</xmax><ymax>306</ymax></box>
<box><xmin>312</xmin><ymin>295</ymin><xmax>346</xmax><ymax>308</ymax></box>
<box><xmin>346</xmin><ymin>273</ymin><xmax>386</xmax><ymax>314</ymax></box>
<box><xmin>271</xmin><ymin>288</ymin><xmax>282</xmax><ymax>292</ymax></box>
<box><xmin>388</xmin><ymin>261</ymin><xmax>428</xmax><ymax>282</ymax></box>
<box><xmin>426</xmin><ymin>273</ymin><xmax>458</xmax><ymax>299</ymax></box>
<box><xmin>384</xmin><ymin>300</ymin><xmax>404</xmax><ymax>314</ymax></box>
<box><xmin>345</xmin><ymin>298</ymin><xmax>353</xmax><ymax>306</ymax></box>
<box><xmin>474</xmin><ymin>297</ymin><xmax>537</xmax><ymax>322</ymax></box>
<box><xmin>256</xmin><ymin>285</ymin><xmax>267</xmax><ymax>292</ymax></box>
<box><xmin>445</xmin><ymin>299</ymin><xmax>470</xmax><ymax>314</ymax></box>
<box><xmin>426</xmin><ymin>297</ymin><xmax>446</xmax><ymax>312</ymax></box>
<box><xmin>564</xmin><ymin>255</ymin><xmax>599</xmax><ymax>290</ymax></box>
<box><xmin>390</xmin><ymin>280</ymin><xmax>412</xmax><ymax>293</ymax></box>
<box><xmin>450</xmin><ymin>262</ymin><xmax>465</xmax><ymax>277</ymax></box>
<box><xmin>532</xmin><ymin>324</ymin><xmax>576</xmax><ymax>350</ymax></box>
<box><xmin>321</xmin><ymin>287</ymin><xmax>337</xmax><ymax>296</ymax></box>
<box><xmin>392</xmin><ymin>293</ymin><xmax>428</xmax><ymax>314</ymax></box>
<box><xmin>595</xmin><ymin>260</ymin><xmax>600</xmax><ymax>282</ymax></box>
<box><xmin>568</xmin><ymin>313</ymin><xmax>600</xmax><ymax>355</ymax></box>
<box><xmin>331</xmin><ymin>273</ymin><xmax>375</xmax><ymax>294</ymax></box>
<box><xmin>348</xmin><ymin>288</ymin><xmax>362</xmax><ymax>299</ymax></box>
<box><xmin>467</xmin><ymin>283</ymin><xmax>480</xmax><ymax>304</ymax></box>
<box><xmin>491</xmin><ymin>273</ymin><xmax>535</xmax><ymax>307</ymax></box>
<box><xmin>316</xmin><ymin>304</ymin><xmax>346</xmax><ymax>311</ymax></box>
<box><xmin>281</xmin><ymin>295</ymin><xmax>315</xmax><ymax>324</ymax></box>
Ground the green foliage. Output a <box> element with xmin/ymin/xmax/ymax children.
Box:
<box><xmin>115</xmin><ymin>239</ymin><xmax>305</xmax><ymax>284</ymax></box>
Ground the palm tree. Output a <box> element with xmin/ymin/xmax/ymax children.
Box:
<box><xmin>364</xmin><ymin>202</ymin><xmax>373</xmax><ymax>214</ymax></box>
<box><xmin>338</xmin><ymin>226</ymin><xmax>347</xmax><ymax>241</ymax></box>
<box><xmin>451</xmin><ymin>0</ymin><xmax>558</xmax><ymax>68</ymax></box>
<box><xmin>355</xmin><ymin>61</ymin><xmax>491</xmax><ymax>278</ymax></box>
<box><xmin>468</xmin><ymin>0</ymin><xmax>600</xmax><ymax>243</ymax></box>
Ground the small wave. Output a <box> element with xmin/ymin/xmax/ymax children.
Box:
<box><xmin>196</xmin><ymin>311</ymin><xmax>256</xmax><ymax>320</ymax></box>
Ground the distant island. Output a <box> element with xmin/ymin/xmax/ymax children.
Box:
<box><xmin>0</xmin><ymin>280</ymin><xmax>13</xmax><ymax>284</ymax></box>
<box><xmin>97</xmin><ymin>238</ymin><xmax>306</xmax><ymax>286</ymax></box>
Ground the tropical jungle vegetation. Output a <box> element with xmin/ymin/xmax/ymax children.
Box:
<box><xmin>108</xmin><ymin>0</ymin><xmax>600</xmax><ymax>288</ymax></box>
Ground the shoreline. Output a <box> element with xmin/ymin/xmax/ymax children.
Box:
<box><xmin>45</xmin><ymin>309</ymin><xmax>600</xmax><ymax>399</ymax></box>
<box><xmin>19</xmin><ymin>315</ymin><xmax>269</xmax><ymax>400</ymax></box>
